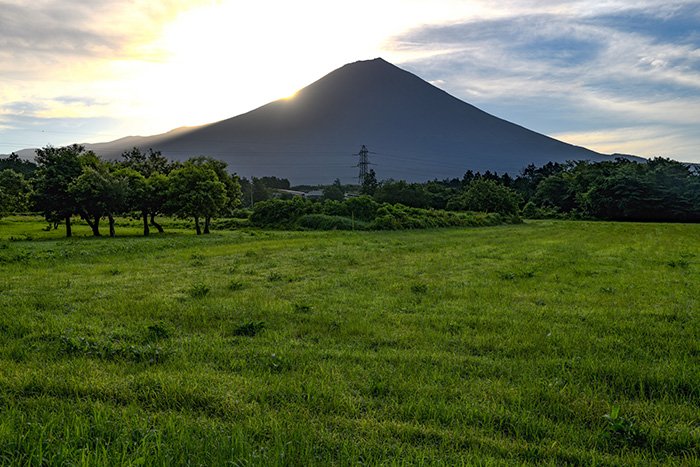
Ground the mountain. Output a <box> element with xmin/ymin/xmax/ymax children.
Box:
<box><xmin>25</xmin><ymin>59</ymin><xmax>630</xmax><ymax>183</ymax></box>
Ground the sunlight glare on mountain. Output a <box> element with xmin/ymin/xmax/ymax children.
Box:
<box><xmin>136</xmin><ymin>0</ymin><xmax>485</xmax><ymax>129</ymax></box>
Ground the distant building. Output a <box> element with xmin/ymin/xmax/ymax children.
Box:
<box><xmin>272</xmin><ymin>189</ymin><xmax>307</xmax><ymax>199</ymax></box>
<box><xmin>304</xmin><ymin>190</ymin><xmax>324</xmax><ymax>200</ymax></box>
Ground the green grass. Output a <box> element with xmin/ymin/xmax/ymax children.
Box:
<box><xmin>0</xmin><ymin>217</ymin><xmax>698</xmax><ymax>465</ymax></box>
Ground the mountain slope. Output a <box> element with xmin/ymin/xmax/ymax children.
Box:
<box><xmin>91</xmin><ymin>58</ymin><xmax>615</xmax><ymax>183</ymax></box>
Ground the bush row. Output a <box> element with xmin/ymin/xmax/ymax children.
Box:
<box><xmin>250</xmin><ymin>196</ymin><xmax>520</xmax><ymax>230</ymax></box>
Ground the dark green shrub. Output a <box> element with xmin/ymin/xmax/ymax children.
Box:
<box><xmin>250</xmin><ymin>196</ymin><xmax>518</xmax><ymax>230</ymax></box>
<box><xmin>296</xmin><ymin>214</ymin><xmax>364</xmax><ymax>230</ymax></box>
<box><xmin>342</xmin><ymin>196</ymin><xmax>380</xmax><ymax>221</ymax></box>
<box><xmin>251</xmin><ymin>197</ymin><xmax>313</xmax><ymax>227</ymax></box>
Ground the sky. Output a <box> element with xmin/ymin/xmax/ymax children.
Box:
<box><xmin>1</xmin><ymin>0</ymin><xmax>698</xmax><ymax>162</ymax></box>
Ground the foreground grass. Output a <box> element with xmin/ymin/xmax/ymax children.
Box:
<box><xmin>0</xmin><ymin>217</ymin><xmax>698</xmax><ymax>465</ymax></box>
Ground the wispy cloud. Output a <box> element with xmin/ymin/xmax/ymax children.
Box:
<box><xmin>389</xmin><ymin>1</ymin><xmax>700</xmax><ymax>160</ymax></box>
<box><xmin>0</xmin><ymin>0</ymin><xmax>210</xmax><ymax>78</ymax></box>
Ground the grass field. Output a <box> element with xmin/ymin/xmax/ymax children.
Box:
<box><xmin>0</xmin><ymin>216</ymin><xmax>698</xmax><ymax>465</ymax></box>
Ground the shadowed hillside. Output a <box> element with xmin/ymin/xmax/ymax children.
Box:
<box><xmin>85</xmin><ymin>59</ymin><xmax>625</xmax><ymax>182</ymax></box>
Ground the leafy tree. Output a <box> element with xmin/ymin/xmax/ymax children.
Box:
<box><xmin>360</xmin><ymin>169</ymin><xmax>379</xmax><ymax>195</ymax></box>
<box><xmin>322</xmin><ymin>178</ymin><xmax>344</xmax><ymax>201</ymax></box>
<box><xmin>69</xmin><ymin>165</ymin><xmax>125</xmax><ymax>237</ymax></box>
<box><xmin>500</xmin><ymin>173</ymin><xmax>514</xmax><ymax>187</ymax></box>
<box><xmin>374</xmin><ymin>180</ymin><xmax>430</xmax><ymax>208</ymax></box>
<box><xmin>145</xmin><ymin>173</ymin><xmax>170</xmax><ymax>233</ymax></box>
<box><xmin>423</xmin><ymin>180</ymin><xmax>458</xmax><ymax>210</ymax></box>
<box><xmin>512</xmin><ymin>162</ymin><xmax>568</xmax><ymax>201</ymax></box>
<box><xmin>259</xmin><ymin>176</ymin><xmax>291</xmax><ymax>190</ymax></box>
<box><xmin>341</xmin><ymin>195</ymin><xmax>380</xmax><ymax>222</ymax></box>
<box><xmin>186</xmin><ymin>157</ymin><xmax>242</xmax><ymax>217</ymax></box>
<box><xmin>167</xmin><ymin>163</ymin><xmax>227</xmax><ymax>234</ymax></box>
<box><xmin>239</xmin><ymin>177</ymin><xmax>272</xmax><ymax>207</ymax></box>
<box><xmin>32</xmin><ymin>145</ymin><xmax>91</xmax><ymax>237</ymax></box>
<box><xmin>447</xmin><ymin>179</ymin><xmax>521</xmax><ymax>215</ymax></box>
<box><xmin>532</xmin><ymin>173</ymin><xmax>577</xmax><ymax>212</ymax></box>
<box><xmin>0</xmin><ymin>153</ymin><xmax>37</xmax><ymax>177</ymax></box>
<box><xmin>252</xmin><ymin>178</ymin><xmax>270</xmax><ymax>204</ymax></box>
<box><xmin>119</xmin><ymin>148</ymin><xmax>175</xmax><ymax>233</ymax></box>
<box><xmin>0</xmin><ymin>169</ymin><xmax>31</xmax><ymax>213</ymax></box>
<box><xmin>580</xmin><ymin>159</ymin><xmax>699</xmax><ymax>221</ymax></box>
<box><xmin>112</xmin><ymin>168</ymin><xmax>151</xmax><ymax>235</ymax></box>
<box><xmin>120</xmin><ymin>147</ymin><xmax>175</xmax><ymax>176</ymax></box>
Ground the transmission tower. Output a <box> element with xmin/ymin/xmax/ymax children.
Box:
<box><xmin>354</xmin><ymin>145</ymin><xmax>371</xmax><ymax>185</ymax></box>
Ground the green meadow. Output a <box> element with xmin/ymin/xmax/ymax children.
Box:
<box><xmin>0</xmin><ymin>217</ymin><xmax>698</xmax><ymax>465</ymax></box>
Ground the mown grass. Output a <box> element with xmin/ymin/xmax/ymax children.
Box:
<box><xmin>0</xmin><ymin>216</ymin><xmax>698</xmax><ymax>465</ymax></box>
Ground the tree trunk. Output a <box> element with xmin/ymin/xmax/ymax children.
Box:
<box><xmin>65</xmin><ymin>216</ymin><xmax>72</xmax><ymax>238</ymax></box>
<box><xmin>194</xmin><ymin>216</ymin><xmax>201</xmax><ymax>235</ymax></box>
<box><xmin>204</xmin><ymin>215</ymin><xmax>210</xmax><ymax>234</ymax></box>
<box><xmin>90</xmin><ymin>218</ymin><xmax>101</xmax><ymax>236</ymax></box>
<box><xmin>142</xmin><ymin>210</ymin><xmax>150</xmax><ymax>236</ymax></box>
<box><xmin>82</xmin><ymin>214</ymin><xmax>100</xmax><ymax>236</ymax></box>
<box><xmin>150</xmin><ymin>213</ymin><xmax>164</xmax><ymax>233</ymax></box>
<box><xmin>108</xmin><ymin>214</ymin><xmax>115</xmax><ymax>237</ymax></box>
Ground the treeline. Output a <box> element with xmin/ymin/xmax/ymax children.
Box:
<box><xmin>517</xmin><ymin>158</ymin><xmax>700</xmax><ymax>221</ymax></box>
<box><xmin>3</xmin><ymin>149</ymin><xmax>698</xmax><ymax>235</ymax></box>
<box><xmin>0</xmin><ymin>146</ymin><xmax>241</xmax><ymax>236</ymax></box>
<box><xmin>305</xmin><ymin>159</ymin><xmax>699</xmax><ymax>222</ymax></box>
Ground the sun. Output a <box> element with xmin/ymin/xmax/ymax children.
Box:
<box><xmin>107</xmin><ymin>0</ymin><xmax>484</xmax><ymax>135</ymax></box>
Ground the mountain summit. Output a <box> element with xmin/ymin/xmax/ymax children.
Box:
<box><xmin>88</xmin><ymin>58</ymin><xmax>613</xmax><ymax>183</ymax></box>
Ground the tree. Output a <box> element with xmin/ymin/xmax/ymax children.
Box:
<box><xmin>0</xmin><ymin>153</ymin><xmax>37</xmax><ymax>177</ymax></box>
<box><xmin>424</xmin><ymin>180</ymin><xmax>457</xmax><ymax>210</ymax></box>
<box><xmin>259</xmin><ymin>176</ymin><xmax>290</xmax><ymax>190</ymax></box>
<box><xmin>447</xmin><ymin>179</ymin><xmax>521</xmax><ymax>215</ymax></box>
<box><xmin>120</xmin><ymin>147</ymin><xmax>175</xmax><ymax>177</ymax></box>
<box><xmin>119</xmin><ymin>148</ymin><xmax>174</xmax><ymax>233</ymax></box>
<box><xmin>360</xmin><ymin>169</ymin><xmax>379</xmax><ymax>195</ymax></box>
<box><xmin>32</xmin><ymin>145</ymin><xmax>90</xmax><ymax>237</ymax></box>
<box><xmin>252</xmin><ymin>178</ymin><xmax>270</xmax><ymax>204</ymax></box>
<box><xmin>322</xmin><ymin>178</ymin><xmax>344</xmax><ymax>201</ymax></box>
<box><xmin>0</xmin><ymin>169</ymin><xmax>31</xmax><ymax>214</ymax></box>
<box><xmin>532</xmin><ymin>174</ymin><xmax>577</xmax><ymax>212</ymax></box>
<box><xmin>69</xmin><ymin>165</ymin><xmax>125</xmax><ymax>237</ymax></box>
<box><xmin>374</xmin><ymin>180</ymin><xmax>430</xmax><ymax>208</ymax></box>
<box><xmin>185</xmin><ymin>157</ymin><xmax>242</xmax><ymax>218</ymax></box>
<box><xmin>0</xmin><ymin>187</ymin><xmax>6</xmax><ymax>218</ymax></box>
<box><xmin>167</xmin><ymin>163</ymin><xmax>227</xmax><ymax>235</ymax></box>
<box><xmin>146</xmin><ymin>173</ymin><xmax>170</xmax><ymax>233</ymax></box>
<box><xmin>112</xmin><ymin>168</ymin><xmax>151</xmax><ymax>235</ymax></box>
<box><xmin>512</xmin><ymin>162</ymin><xmax>568</xmax><ymax>201</ymax></box>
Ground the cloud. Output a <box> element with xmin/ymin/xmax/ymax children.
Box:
<box><xmin>389</xmin><ymin>2</ymin><xmax>700</xmax><ymax>160</ymax></box>
<box><xmin>0</xmin><ymin>0</ymin><xmax>212</xmax><ymax>79</ymax></box>
<box><xmin>0</xmin><ymin>2</ymin><xmax>124</xmax><ymax>80</ymax></box>
<box><xmin>52</xmin><ymin>96</ymin><xmax>107</xmax><ymax>107</ymax></box>
<box><xmin>0</xmin><ymin>111</ymin><xmax>126</xmax><ymax>154</ymax></box>
<box><xmin>552</xmin><ymin>125</ymin><xmax>700</xmax><ymax>160</ymax></box>
<box><xmin>0</xmin><ymin>101</ymin><xmax>48</xmax><ymax>116</ymax></box>
<box><xmin>588</xmin><ymin>3</ymin><xmax>700</xmax><ymax>45</ymax></box>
